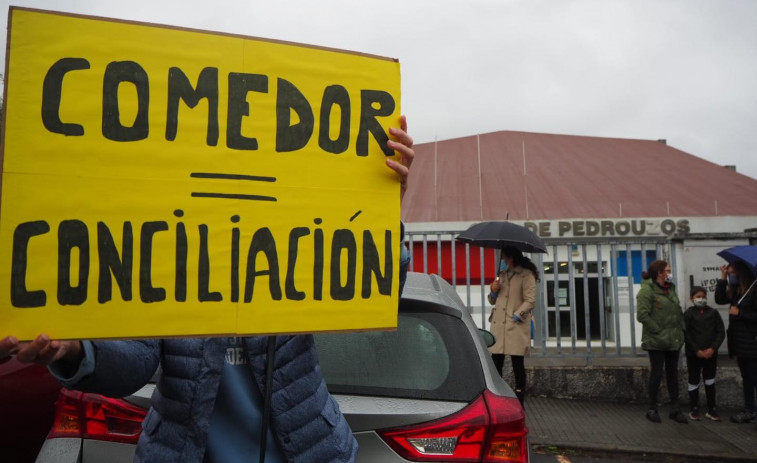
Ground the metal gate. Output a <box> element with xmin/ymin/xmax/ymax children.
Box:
<box><xmin>405</xmin><ymin>230</ymin><xmax>676</xmax><ymax>358</ymax></box>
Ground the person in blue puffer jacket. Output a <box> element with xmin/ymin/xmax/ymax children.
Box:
<box><xmin>7</xmin><ymin>117</ymin><xmax>414</xmax><ymax>463</ymax></box>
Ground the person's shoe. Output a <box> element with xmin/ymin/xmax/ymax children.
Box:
<box><xmin>646</xmin><ymin>409</ymin><xmax>661</xmax><ymax>423</ymax></box>
<box><xmin>705</xmin><ymin>408</ymin><xmax>721</xmax><ymax>422</ymax></box>
<box><xmin>730</xmin><ymin>410</ymin><xmax>757</xmax><ymax>424</ymax></box>
<box><xmin>688</xmin><ymin>407</ymin><xmax>701</xmax><ymax>421</ymax></box>
<box><xmin>669</xmin><ymin>411</ymin><xmax>688</xmax><ymax>424</ymax></box>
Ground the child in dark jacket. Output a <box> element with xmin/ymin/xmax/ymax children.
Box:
<box><xmin>684</xmin><ymin>286</ymin><xmax>726</xmax><ymax>421</ymax></box>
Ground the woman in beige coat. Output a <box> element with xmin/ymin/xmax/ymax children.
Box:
<box><xmin>488</xmin><ymin>246</ymin><xmax>539</xmax><ymax>404</ymax></box>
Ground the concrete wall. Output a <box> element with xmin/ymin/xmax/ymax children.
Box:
<box><xmin>498</xmin><ymin>356</ymin><xmax>745</xmax><ymax>409</ymax></box>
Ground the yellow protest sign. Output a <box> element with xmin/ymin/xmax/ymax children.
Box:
<box><xmin>0</xmin><ymin>8</ymin><xmax>402</xmax><ymax>341</ymax></box>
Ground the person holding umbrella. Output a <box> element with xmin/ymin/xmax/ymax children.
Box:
<box><xmin>636</xmin><ymin>260</ymin><xmax>687</xmax><ymax>424</ymax></box>
<box><xmin>487</xmin><ymin>246</ymin><xmax>539</xmax><ymax>405</ymax></box>
<box><xmin>715</xmin><ymin>247</ymin><xmax>757</xmax><ymax>426</ymax></box>
<box><xmin>456</xmin><ymin>221</ymin><xmax>546</xmax><ymax>405</ymax></box>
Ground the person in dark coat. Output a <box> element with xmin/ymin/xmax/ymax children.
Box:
<box><xmin>716</xmin><ymin>261</ymin><xmax>757</xmax><ymax>426</ymax></box>
<box><xmin>684</xmin><ymin>286</ymin><xmax>725</xmax><ymax>421</ymax></box>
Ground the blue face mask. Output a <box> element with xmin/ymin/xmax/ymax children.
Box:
<box><xmin>499</xmin><ymin>260</ymin><xmax>509</xmax><ymax>273</ymax></box>
<box><xmin>728</xmin><ymin>274</ymin><xmax>739</xmax><ymax>286</ymax></box>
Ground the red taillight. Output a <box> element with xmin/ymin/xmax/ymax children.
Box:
<box><xmin>379</xmin><ymin>390</ymin><xmax>528</xmax><ymax>462</ymax></box>
<box><xmin>482</xmin><ymin>391</ymin><xmax>528</xmax><ymax>463</ymax></box>
<box><xmin>48</xmin><ymin>389</ymin><xmax>147</xmax><ymax>444</ymax></box>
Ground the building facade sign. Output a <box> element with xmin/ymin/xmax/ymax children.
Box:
<box><xmin>523</xmin><ymin>219</ymin><xmax>690</xmax><ymax>238</ymax></box>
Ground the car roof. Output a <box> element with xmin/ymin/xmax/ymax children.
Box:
<box><xmin>400</xmin><ymin>272</ymin><xmax>466</xmax><ymax>319</ymax></box>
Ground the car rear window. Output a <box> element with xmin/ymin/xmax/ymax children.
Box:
<box><xmin>315</xmin><ymin>310</ymin><xmax>485</xmax><ymax>402</ymax></box>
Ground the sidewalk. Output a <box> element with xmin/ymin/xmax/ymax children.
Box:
<box><xmin>526</xmin><ymin>396</ymin><xmax>757</xmax><ymax>461</ymax></box>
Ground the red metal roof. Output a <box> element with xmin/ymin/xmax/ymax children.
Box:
<box><xmin>402</xmin><ymin>131</ymin><xmax>757</xmax><ymax>222</ymax></box>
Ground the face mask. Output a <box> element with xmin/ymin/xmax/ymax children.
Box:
<box><xmin>499</xmin><ymin>260</ymin><xmax>509</xmax><ymax>273</ymax></box>
<box><xmin>728</xmin><ymin>274</ymin><xmax>739</xmax><ymax>286</ymax></box>
<box><xmin>664</xmin><ymin>273</ymin><xmax>673</xmax><ymax>284</ymax></box>
<box><xmin>692</xmin><ymin>298</ymin><xmax>707</xmax><ymax>307</ymax></box>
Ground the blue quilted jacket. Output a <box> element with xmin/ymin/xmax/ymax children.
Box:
<box><xmin>74</xmin><ymin>335</ymin><xmax>357</xmax><ymax>463</ymax></box>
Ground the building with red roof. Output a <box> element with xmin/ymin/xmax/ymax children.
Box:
<box><xmin>403</xmin><ymin>130</ymin><xmax>757</xmax><ymax>224</ymax></box>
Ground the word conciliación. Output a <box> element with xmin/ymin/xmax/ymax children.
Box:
<box><xmin>11</xmin><ymin>211</ymin><xmax>396</xmax><ymax>308</ymax></box>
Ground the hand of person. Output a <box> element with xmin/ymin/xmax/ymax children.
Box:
<box><xmin>703</xmin><ymin>348</ymin><xmax>715</xmax><ymax>359</ymax></box>
<box><xmin>696</xmin><ymin>349</ymin><xmax>705</xmax><ymax>359</ymax></box>
<box><xmin>0</xmin><ymin>336</ymin><xmax>20</xmax><ymax>359</ymax></box>
<box><xmin>720</xmin><ymin>264</ymin><xmax>728</xmax><ymax>280</ymax></box>
<box><xmin>729</xmin><ymin>305</ymin><xmax>740</xmax><ymax>316</ymax></box>
<box><xmin>512</xmin><ymin>313</ymin><xmax>522</xmax><ymax>323</ymax></box>
<box><xmin>13</xmin><ymin>334</ymin><xmax>83</xmax><ymax>366</ymax></box>
<box><xmin>385</xmin><ymin>115</ymin><xmax>414</xmax><ymax>201</ymax></box>
<box><xmin>491</xmin><ymin>279</ymin><xmax>501</xmax><ymax>293</ymax></box>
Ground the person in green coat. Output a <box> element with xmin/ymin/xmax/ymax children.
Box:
<box><xmin>636</xmin><ymin>260</ymin><xmax>687</xmax><ymax>424</ymax></box>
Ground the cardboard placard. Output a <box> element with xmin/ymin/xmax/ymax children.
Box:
<box><xmin>0</xmin><ymin>8</ymin><xmax>402</xmax><ymax>340</ymax></box>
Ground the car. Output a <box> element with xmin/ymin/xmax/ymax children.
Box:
<box><xmin>35</xmin><ymin>272</ymin><xmax>528</xmax><ymax>462</ymax></box>
<box><xmin>0</xmin><ymin>357</ymin><xmax>61</xmax><ymax>463</ymax></box>
<box><xmin>314</xmin><ymin>272</ymin><xmax>529</xmax><ymax>462</ymax></box>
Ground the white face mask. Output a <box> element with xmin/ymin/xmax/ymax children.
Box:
<box><xmin>692</xmin><ymin>298</ymin><xmax>707</xmax><ymax>307</ymax></box>
<box><xmin>664</xmin><ymin>273</ymin><xmax>673</xmax><ymax>283</ymax></box>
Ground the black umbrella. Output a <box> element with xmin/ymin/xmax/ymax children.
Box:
<box><xmin>455</xmin><ymin>221</ymin><xmax>547</xmax><ymax>253</ymax></box>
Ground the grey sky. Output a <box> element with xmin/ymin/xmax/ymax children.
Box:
<box><xmin>3</xmin><ymin>0</ymin><xmax>756</xmax><ymax>179</ymax></box>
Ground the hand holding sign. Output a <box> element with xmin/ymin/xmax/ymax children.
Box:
<box><xmin>12</xmin><ymin>334</ymin><xmax>82</xmax><ymax>367</ymax></box>
<box><xmin>0</xmin><ymin>333</ymin><xmax>81</xmax><ymax>370</ymax></box>
<box><xmin>386</xmin><ymin>115</ymin><xmax>414</xmax><ymax>201</ymax></box>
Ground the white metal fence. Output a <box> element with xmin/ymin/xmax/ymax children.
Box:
<box><xmin>405</xmin><ymin>230</ymin><xmax>677</xmax><ymax>358</ymax></box>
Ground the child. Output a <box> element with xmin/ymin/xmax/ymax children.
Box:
<box><xmin>684</xmin><ymin>286</ymin><xmax>726</xmax><ymax>421</ymax></box>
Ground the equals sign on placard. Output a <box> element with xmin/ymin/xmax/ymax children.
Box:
<box><xmin>190</xmin><ymin>172</ymin><xmax>277</xmax><ymax>202</ymax></box>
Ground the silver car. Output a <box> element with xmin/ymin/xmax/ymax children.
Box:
<box><xmin>35</xmin><ymin>272</ymin><xmax>528</xmax><ymax>462</ymax></box>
